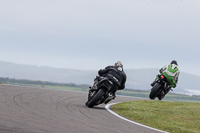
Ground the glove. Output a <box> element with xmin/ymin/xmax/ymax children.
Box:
<box><xmin>174</xmin><ymin>84</ymin><xmax>176</xmax><ymax>88</ymax></box>
<box><xmin>159</xmin><ymin>69</ymin><xmax>163</xmax><ymax>73</ymax></box>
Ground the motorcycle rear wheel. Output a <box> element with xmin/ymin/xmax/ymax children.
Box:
<box><xmin>86</xmin><ymin>88</ymin><xmax>106</xmax><ymax>108</ymax></box>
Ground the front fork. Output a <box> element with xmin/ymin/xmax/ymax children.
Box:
<box><xmin>88</xmin><ymin>89</ymin><xmax>96</xmax><ymax>100</ymax></box>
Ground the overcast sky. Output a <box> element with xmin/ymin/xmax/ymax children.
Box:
<box><xmin>0</xmin><ymin>0</ymin><xmax>200</xmax><ymax>76</ymax></box>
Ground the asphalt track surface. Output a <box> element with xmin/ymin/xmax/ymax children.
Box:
<box><xmin>0</xmin><ymin>84</ymin><xmax>165</xmax><ymax>133</ymax></box>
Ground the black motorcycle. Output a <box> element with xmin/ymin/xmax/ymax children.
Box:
<box><xmin>149</xmin><ymin>75</ymin><xmax>172</xmax><ymax>100</ymax></box>
<box><xmin>86</xmin><ymin>77</ymin><xmax>117</xmax><ymax>108</ymax></box>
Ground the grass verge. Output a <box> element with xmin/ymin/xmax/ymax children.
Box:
<box><xmin>111</xmin><ymin>100</ymin><xmax>200</xmax><ymax>133</ymax></box>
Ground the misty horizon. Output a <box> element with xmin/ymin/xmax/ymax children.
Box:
<box><xmin>1</xmin><ymin>1</ymin><xmax>200</xmax><ymax>76</ymax></box>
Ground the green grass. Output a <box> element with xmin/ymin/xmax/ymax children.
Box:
<box><xmin>117</xmin><ymin>89</ymin><xmax>200</xmax><ymax>103</ymax></box>
<box><xmin>111</xmin><ymin>100</ymin><xmax>200</xmax><ymax>133</ymax></box>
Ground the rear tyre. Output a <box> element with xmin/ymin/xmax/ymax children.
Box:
<box><xmin>149</xmin><ymin>83</ymin><xmax>161</xmax><ymax>100</ymax></box>
<box><xmin>87</xmin><ymin>89</ymin><xmax>106</xmax><ymax>108</ymax></box>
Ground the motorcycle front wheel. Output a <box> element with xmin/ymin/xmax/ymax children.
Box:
<box><xmin>149</xmin><ymin>83</ymin><xmax>161</xmax><ymax>100</ymax></box>
<box><xmin>86</xmin><ymin>88</ymin><xmax>106</xmax><ymax>108</ymax></box>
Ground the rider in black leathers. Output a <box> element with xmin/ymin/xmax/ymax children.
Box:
<box><xmin>89</xmin><ymin>61</ymin><xmax>127</xmax><ymax>100</ymax></box>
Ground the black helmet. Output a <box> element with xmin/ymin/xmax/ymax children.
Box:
<box><xmin>171</xmin><ymin>60</ymin><xmax>178</xmax><ymax>66</ymax></box>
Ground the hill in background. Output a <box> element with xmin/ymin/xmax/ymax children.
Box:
<box><xmin>0</xmin><ymin>61</ymin><xmax>199</xmax><ymax>95</ymax></box>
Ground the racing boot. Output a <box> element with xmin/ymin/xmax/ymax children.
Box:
<box><xmin>164</xmin><ymin>86</ymin><xmax>171</xmax><ymax>94</ymax></box>
<box><xmin>104</xmin><ymin>92</ymin><xmax>116</xmax><ymax>104</ymax></box>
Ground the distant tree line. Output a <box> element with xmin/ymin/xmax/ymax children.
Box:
<box><xmin>1</xmin><ymin>77</ymin><xmax>200</xmax><ymax>103</ymax></box>
<box><xmin>0</xmin><ymin>77</ymin><xmax>89</xmax><ymax>90</ymax></box>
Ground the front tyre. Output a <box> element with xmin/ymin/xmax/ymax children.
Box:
<box><xmin>86</xmin><ymin>89</ymin><xmax>106</xmax><ymax>108</ymax></box>
<box><xmin>149</xmin><ymin>83</ymin><xmax>161</xmax><ymax>100</ymax></box>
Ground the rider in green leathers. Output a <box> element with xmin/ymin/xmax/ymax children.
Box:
<box><xmin>151</xmin><ymin>60</ymin><xmax>180</xmax><ymax>92</ymax></box>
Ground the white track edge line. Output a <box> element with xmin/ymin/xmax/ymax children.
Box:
<box><xmin>105</xmin><ymin>103</ymin><xmax>169</xmax><ymax>133</ymax></box>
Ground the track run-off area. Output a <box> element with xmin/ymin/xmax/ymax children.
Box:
<box><xmin>0</xmin><ymin>84</ymin><xmax>167</xmax><ymax>133</ymax></box>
